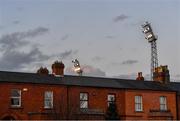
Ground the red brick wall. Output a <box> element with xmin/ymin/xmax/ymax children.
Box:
<box><xmin>0</xmin><ymin>82</ymin><xmax>178</xmax><ymax>120</ymax></box>
<box><xmin>177</xmin><ymin>95</ymin><xmax>180</xmax><ymax>119</ymax></box>
<box><xmin>124</xmin><ymin>90</ymin><xmax>177</xmax><ymax>120</ymax></box>
<box><xmin>67</xmin><ymin>86</ymin><xmax>125</xmax><ymax>119</ymax></box>
<box><xmin>0</xmin><ymin>83</ymin><xmax>68</xmax><ymax>120</ymax></box>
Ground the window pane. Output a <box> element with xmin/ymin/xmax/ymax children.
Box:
<box><xmin>160</xmin><ymin>97</ymin><xmax>164</xmax><ymax>104</ymax></box>
<box><xmin>45</xmin><ymin>91</ymin><xmax>53</xmax><ymax>98</ymax></box>
<box><xmin>108</xmin><ymin>95</ymin><xmax>115</xmax><ymax>101</ymax></box>
<box><xmin>80</xmin><ymin>93</ymin><xmax>88</xmax><ymax>100</ymax></box>
<box><xmin>135</xmin><ymin>96</ymin><xmax>142</xmax><ymax>111</ymax></box>
<box><xmin>44</xmin><ymin>91</ymin><xmax>53</xmax><ymax>108</ymax></box>
<box><xmin>11</xmin><ymin>98</ymin><xmax>20</xmax><ymax>106</ymax></box>
<box><xmin>45</xmin><ymin>101</ymin><xmax>53</xmax><ymax>108</ymax></box>
<box><xmin>11</xmin><ymin>90</ymin><xmax>20</xmax><ymax>97</ymax></box>
<box><xmin>160</xmin><ymin>96</ymin><xmax>167</xmax><ymax>110</ymax></box>
<box><xmin>80</xmin><ymin>101</ymin><xmax>88</xmax><ymax>108</ymax></box>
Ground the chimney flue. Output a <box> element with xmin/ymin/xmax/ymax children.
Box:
<box><xmin>52</xmin><ymin>61</ymin><xmax>65</xmax><ymax>76</ymax></box>
<box><xmin>153</xmin><ymin>65</ymin><xmax>170</xmax><ymax>84</ymax></box>
<box><xmin>136</xmin><ymin>72</ymin><xmax>144</xmax><ymax>81</ymax></box>
<box><xmin>37</xmin><ymin>67</ymin><xmax>49</xmax><ymax>75</ymax></box>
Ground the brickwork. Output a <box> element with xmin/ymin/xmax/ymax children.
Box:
<box><xmin>0</xmin><ymin>82</ymin><xmax>178</xmax><ymax>120</ymax></box>
<box><xmin>124</xmin><ymin>90</ymin><xmax>177</xmax><ymax>120</ymax></box>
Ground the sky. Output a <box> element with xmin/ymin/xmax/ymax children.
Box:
<box><xmin>0</xmin><ymin>0</ymin><xmax>179</xmax><ymax>81</ymax></box>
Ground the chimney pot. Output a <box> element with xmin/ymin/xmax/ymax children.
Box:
<box><xmin>136</xmin><ymin>72</ymin><xmax>144</xmax><ymax>81</ymax></box>
<box><xmin>37</xmin><ymin>67</ymin><xmax>49</xmax><ymax>75</ymax></box>
<box><xmin>52</xmin><ymin>60</ymin><xmax>65</xmax><ymax>76</ymax></box>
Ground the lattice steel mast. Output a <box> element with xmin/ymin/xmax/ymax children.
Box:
<box><xmin>142</xmin><ymin>21</ymin><xmax>158</xmax><ymax>80</ymax></box>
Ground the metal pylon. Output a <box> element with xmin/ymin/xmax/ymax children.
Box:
<box><xmin>151</xmin><ymin>41</ymin><xmax>158</xmax><ymax>80</ymax></box>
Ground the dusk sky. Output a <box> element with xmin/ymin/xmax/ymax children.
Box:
<box><xmin>0</xmin><ymin>0</ymin><xmax>179</xmax><ymax>81</ymax></box>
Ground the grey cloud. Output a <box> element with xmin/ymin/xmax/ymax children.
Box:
<box><xmin>13</xmin><ymin>20</ymin><xmax>20</xmax><ymax>25</ymax></box>
<box><xmin>0</xmin><ymin>47</ymin><xmax>50</xmax><ymax>70</ymax></box>
<box><xmin>0</xmin><ymin>27</ymin><xmax>50</xmax><ymax>71</ymax></box>
<box><xmin>113</xmin><ymin>14</ymin><xmax>129</xmax><ymax>23</ymax></box>
<box><xmin>24</xmin><ymin>27</ymin><xmax>49</xmax><ymax>38</ymax></box>
<box><xmin>59</xmin><ymin>50</ymin><xmax>78</xmax><ymax>59</ymax></box>
<box><xmin>0</xmin><ymin>27</ymin><xmax>49</xmax><ymax>51</ymax></box>
<box><xmin>121</xmin><ymin>60</ymin><xmax>138</xmax><ymax>65</ymax></box>
<box><xmin>61</xmin><ymin>34</ymin><xmax>69</xmax><ymax>41</ymax></box>
<box><xmin>66</xmin><ymin>65</ymin><xmax>106</xmax><ymax>77</ymax></box>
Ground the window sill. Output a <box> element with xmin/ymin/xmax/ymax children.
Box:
<box><xmin>135</xmin><ymin>111</ymin><xmax>144</xmax><ymax>113</ymax></box>
<box><xmin>10</xmin><ymin>106</ymin><xmax>23</xmax><ymax>109</ymax></box>
<box><xmin>44</xmin><ymin>107</ymin><xmax>54</xmax><ymax>110</ymax></box>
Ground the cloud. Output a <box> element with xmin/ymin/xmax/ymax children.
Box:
<box><xmin>92</xmin><ymin>56</ymin><xmax>103</xmax><ymax>62</ymax></box>
<box><xmin>66</xmin><ymin>65</ymin><xmax>106</xmax><ymax>77</ymax></box>
<box><xmin>59</xmin><ymin>50</ymin><xmax>78</xmax><ymax>60</ymax></box>
<box><xmin>121</xmin><ymin>59</ymin><xmax>138</xmax><ymax>65</ymax></box>
<box><xmin>113</xmin><ymin>14</ymin><xmax>129</xmax><ymax>23</ymax></box>
<box><xmin>0</xmin><ymin>27</ymin><xmax>50</xmax><ymax>71</ymax></box>
<box><xmin>12</xmin><ymin>20</ymin><xmax>20</xmax><ymax>25</ymax></box>
<box><xmin>61</xmin><ymin>34</ymin><xmax>69</xmax><ymax>41</ymax></box>
<box><xmin>0</xmin><ymin>27</ymin><xmax>49</xmax><ymax>51</ymax></box>
<box><xmin>0</xmin><ymin>47</ymin><xmax>50</xmax><ymax>70</ymax></box>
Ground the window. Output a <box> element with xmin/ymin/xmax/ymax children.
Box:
<box><xmin>160</xmin><ymin>96</ymin><xmax>167</xmax><ymax>111</ymax></box>
<box><xmin>107</xmin><ymin>94</ymin><xmax>115</xmax><ymax>106</ymax></box>
<box><xmin>44</xmin><ymin>91</ymin><xmax>53</xmax><ymax>109</ymax></box>
<box><xmin>80</xmin><ymin>92</ymin><xmax>88</xmax><ymax>109</ymax></box>
<box><xmin>11</xmin><ymin>89</ymin><xmax>21</xmax><ymax>107</ymax></box>
<box><xmin>135</xmin><ymin>96</ymin><xmax>143</xmax><ymax>112</ymax></box>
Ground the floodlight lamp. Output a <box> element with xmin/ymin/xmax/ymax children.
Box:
<box><xmin>147</xmin><ymin>34</ymin><xmax>153</xmax><ymax>39</ymax></box>
<box><xmin>143</xmin><ymin>27</ymin><xmax>150</xmax><ymax>33</ymax></box>
<box><xmin>74</xmin><ymin>67</ymin><xmax>81</xmax><ymax>72</ymax></box>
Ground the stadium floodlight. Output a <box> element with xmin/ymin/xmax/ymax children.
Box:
<box><xmin>72</xmin><ymin>59</ymin><xmax>83</xmax><ymax>76</ymax></box>
<box><xmin>141</xmin><ymin>21</ymin><xmax>158</xmax><ymax>80</ymax></box>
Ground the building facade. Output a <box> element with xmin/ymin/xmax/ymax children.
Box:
<box><xmin>0</xmin><ymin>61</ymin><xmax>179</xmax><ymax>120</ymax></box>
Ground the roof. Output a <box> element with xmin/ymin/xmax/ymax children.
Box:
<box><xmin>0</xmin><ymin>71</ymin><xmax>179</xmax><ymax>92</ymax></box>
<box><xmin>169</xmin><ymin>82</ymin><xmax>180</xmax><ymax>95</ymax></box>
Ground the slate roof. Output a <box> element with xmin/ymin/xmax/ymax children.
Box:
<box><xmin>0</xmin><ymin>71</ymin><xmax>179</xmax><ymax>92</ymax></box>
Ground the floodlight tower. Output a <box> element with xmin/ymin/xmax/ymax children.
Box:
<box><xmin>142</xmin><ymin>21</ymin><xmax>158</xmax><ymax>80</ymax></box>
<box><xmin>72</xmin><ymin>59</ymin><xmax>83</xmax><ymax>76</ymax></box>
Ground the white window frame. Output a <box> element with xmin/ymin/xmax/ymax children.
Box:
<box><xmin>160</xmin><ymin>96</ymin><xmax>167</xmax><ymax>111</ymax></box>
<box><xmin>135</xmin><ymin>96</ymin><xmax>143</xmax><ymax>112</ymax></box>
<box><xmin>11</xmin><ymin>89</ymin><xmax>21</xmax><ymax>107</ymax></box>
<box><xmin>107</xmin><ymin>94</ymin><xmax>115</xmax><ymax>107</ymax></box>
<box><xmin>80</xmin><ymin>92</ymin><xmax>88</xmax><ymax>109</ymax></box>
<box><xmin>44</xmin><ymin>91</ymin><xmax>53</xmax><ymax>109</ymax></box>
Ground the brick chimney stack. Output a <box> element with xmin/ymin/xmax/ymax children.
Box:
<box><xmin>153</xmin><ymin>65</ymin><xmax>170</xmax><ymax>84</ymax></box>
<box><xmin>37</xmin><ymin>67</ymin><xmax>49</xmax><ymax>75</ymax></box>
<box><xmin>52</xmin><ymin>61</ymin><xmax>65</xmax><ymax>76</ymax></box>
<box><xmin>136</xmin><ymin>72</ymin><xmax>144</xmax><ymax>81</ymax></box>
